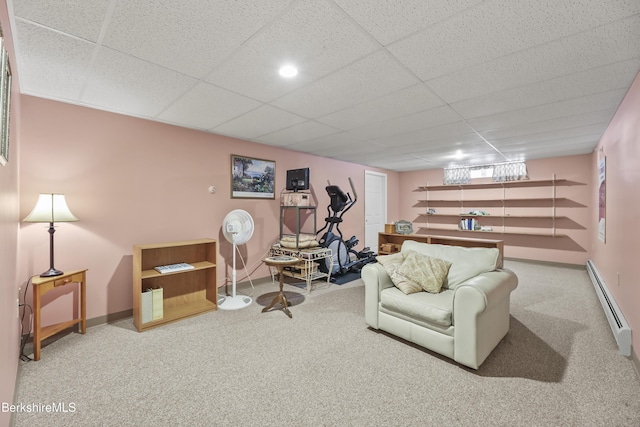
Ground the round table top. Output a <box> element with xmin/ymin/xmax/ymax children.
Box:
<box><xmin>264</xmin><ymin>255</ymin><xmax>300</xmax><ymax>266</ymax></box>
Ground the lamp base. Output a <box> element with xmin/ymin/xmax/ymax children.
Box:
<box><xmin>40</xmin><ymin>268</ymin><xmax>64</xmax><ymax>278</ymax></box>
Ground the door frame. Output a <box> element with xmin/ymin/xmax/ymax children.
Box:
<box><xmin>364</xmin><ymin>170</ymin><xmax>388</xmax><ymax>251</ymax></box>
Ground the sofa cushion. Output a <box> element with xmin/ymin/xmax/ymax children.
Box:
<box><xmin>395</xmin><ymin>250</ymin><xmax>451</xmax><ymax>293</ymax></box>
<box><xmin>401</xmin><ymin>241</ymin><xmax>499</xmax><ymax>289</ymax></box>
<box><xmin>380</xmin><ymin>287</ymin><xmax>454</xmax><ymax>327</ymax></box>
<box><xmin>376</xmin><ymin>252</ymin><xmax>422</xmax><ymax>294</ymax></box>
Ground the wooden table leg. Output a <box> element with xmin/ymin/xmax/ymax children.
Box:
<box><xmin>80</xmin><ymin>276</ymin><xmax>87</xmax><ymax>334</ymax></box>
<box><xmin>261</xmin><ymin>266</ymin><xmax>293</xmax><ymax>318</ymax></box>
<box><xmin>33</xmin><ymin>285</ymin><xmax>41</xmax><ymax>361</ymax></box>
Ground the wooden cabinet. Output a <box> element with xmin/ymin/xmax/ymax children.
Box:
<box><xmin>133</xmin><ymin>239</ymin><xmax>217</xmax><ymax>332</ymax></box>
<box><xmin>415</xmin><ymin>178</ymin><xmax>576</xmax><ymax>237</ymax></box>
<box><xmin>378</xmin><ymin>232</ymin><xmax>504</xmax><ymax>267</ymax></box>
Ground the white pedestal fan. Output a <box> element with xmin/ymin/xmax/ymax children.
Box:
<box><xmin>219</xmin><ymin>209</ymin><xmax>254</xmax><ymax>310</ymax></box>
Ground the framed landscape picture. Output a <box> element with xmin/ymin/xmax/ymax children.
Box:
<box><xmin>0</xmin><ymin>37</ymin><xmax>10</xmax><ymax>166</ymax></box>
<box><xmin>230</xmin><ymin>155</ymin><xmax>275</xmax><ymax>199</ymax></box>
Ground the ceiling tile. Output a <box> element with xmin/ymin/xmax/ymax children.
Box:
<box><xmin>273</xmin><ymin>50</ymin><xmax>420</xmax><ymax>118</ymax></box>
<box><xmin>81</xmin><ymin>47</ymin><xmax>198</xmax><ymax>117</ymax></box>
<box><xmin>205</xmin><ymin>0</ymin><xmax>379</xmax><ymax>102</ymax></box>
<box><xmin>349</xmin><ymin>105</ymin><xmax>462</xmax><ymax>140</ymax></box>
<box><xmin>388</xmin><ymin>0</ymin><xmax>640</xmax><ymax>81</ymax></box>
<box><xmin>409</xmin><ymin>145</ymin><xmax>506</xmax><ymax>167</ymax></box>
<box><xmin>257</xmin><ymin>121</ymin><xmax>342</xmax><ymax>146</ymax></box>
<box><xmin>389</xmin><ymin>135</ymin><xmax>488</xmax><ymax>158</ymax></box>
<box><xmin>101</xmin><ymin>0</ymin><xmax>291</xmax><ymax>78</ymax></box>
<box><xmin>373</xmin><ymin>121</ymin><xmax>480</xmax><ymax>148</ymax></box>
<box><xmin>479</xmin><ymin>111</ymin><xmax>612</xmax><ymax>141</ymax></box>
<box><xmin>317</xmin><ymin>84</ymin><xmax>445</xmax><ymax>131</ymax></box>
<box><xmin>13</xmin><ymin>21</ymin><xmax>95</xmax><ymax>100</ymax></box>
<box><xmin>427</xmin><ymin>15</ymin><xmax>640</xmax><ymax>103</ymax></box>
<box><xmin>157</xmin><ymin>82</ymin><xmax>262</xmax><ymax>130</ymax></box>
<box><xmin>307</xmin><ymin>139</ymin><xmax>387</xmax><ymax>158</ymax></box>
<box><xmin>466</xmin><ymin>89</ymin><xmax>628</xmax><ymax>132</ymax></box>
<box><xmin>333</xmin><ymin>0</ymin><xmax>483</xmax><ymax>45</ymax></box>
<box><xmin>363</xmin><ymin>155</ymin><xmax>440</xmax><ymax>172</ymax></box>
<box><xmin>499</xmin><ymin>137</ymin><xmax>599</xmax><ymax>160</ymax></box>
<box><xmin>212</xmin><ymin>105</ymin><xmax>307</xmax><ymax>140</ymax></box>
<box><xmin>13</xmin><ymin>0</ymin><xmax>110</xmax><ymax>42</ymax></box>
<box><xmin>452</xmin><ymin>59</ymin><xmax>640</xmax><ymax>119</ymax></box>
<box><xmin>286</xmin><ymin>132</ymin><xmax>369</xmax><ymax>153</ymax></box>
<box><xmin>492</xmin><ymin>126</ymin><xmax>605</xmax><ymax>149</ymax></box>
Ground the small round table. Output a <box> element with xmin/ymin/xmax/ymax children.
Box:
<box><xmin>263</xmin><ymin>255</ymin><xmax>301</xmax><ymax>318</ymax></box>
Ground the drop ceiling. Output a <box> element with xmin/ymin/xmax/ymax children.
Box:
<box><xmin>7</xmin><ymin>0</ymin><xmax>640</xmax><ymax>171</ymax></box>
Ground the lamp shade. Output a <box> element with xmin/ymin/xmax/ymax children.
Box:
<box><xmin>23</xmin><ymin>194</ymin><xmax>79</xmax><ymax>223</ymax></box>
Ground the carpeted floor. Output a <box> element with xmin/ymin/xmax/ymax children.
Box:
<box><xmin>12</xmin><ymin>260</ymin><xmax>640</xmax><ymax>426</ymax></box>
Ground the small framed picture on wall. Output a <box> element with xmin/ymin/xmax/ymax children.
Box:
<box><xmin>230</xmin><ymin>154</ymin><xmax>276</xmax><ymax>199</ymax></box>
<box><xmin>0</xmin><ymin>35</ymin><xmax>11</xmax><ymax>167</ymax></box>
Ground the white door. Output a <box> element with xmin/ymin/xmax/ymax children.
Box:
<box><xmin>364</xmin><ymin>171</ymin><xmax>387</xmax><ymax>253</ymax></box>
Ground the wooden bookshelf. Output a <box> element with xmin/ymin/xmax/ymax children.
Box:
<box><xmin>133</xmin><ymin>238</ymin><xmax>217</xmax><ymax>332</ymax></box>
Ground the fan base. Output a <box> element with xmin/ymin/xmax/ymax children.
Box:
<box><xmin>218</xmin><ymin>295</ymin><xmax>252</xmax><ymax>310</ymax></box>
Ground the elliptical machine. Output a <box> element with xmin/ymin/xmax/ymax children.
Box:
<box><xmin>316</xmin><ymin>178</ymin><xmax>377</xmax><ymax>277</ymax></box>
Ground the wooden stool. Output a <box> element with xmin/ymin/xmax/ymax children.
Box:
<box><xmin>262</xmin><ymin>256</ymin><xmax>300</xmax><ymax>318</ymax></box>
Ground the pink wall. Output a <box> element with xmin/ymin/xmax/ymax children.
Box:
<box><xmin>590</xmin><ymin>70</ymin><xmax>640</xmax><ymax>357</ymax></box>
<box><xmin>18</xmin><ymin>95</ymin><xmax>400</xmax><ymax>329</ymax></box>
<box><xmin>399</xmin><ymin>154</ymin><xmax>593</xmax><ymax>265</ymax></box>
<box><xmin>0</xmin><ymin>2</ymin><xmax>22</xmax><ymax>425</ymax></box>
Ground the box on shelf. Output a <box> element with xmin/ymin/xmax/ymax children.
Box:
<box><xmin>281</xmin><ymin>192</ymin><xmax>310</xmax><ymax>207</ymax></box>
<box><xmin>284</xmin><ymin>261</ymin><xmax>317</xmax><ymax>277</ymax></box>
<box><xmin>384</xmin><ymin>224</ymin><xmax>395</xmax><ymax>233</ymax></box>
<box><xmin>380</xmin><ymin>243</ymin><xmax>401</xmax><ymax>253</ymax></box>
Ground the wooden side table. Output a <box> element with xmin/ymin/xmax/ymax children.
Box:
<box><xmin>31</xmin><ymin>269</ymin><xmax>88</xmax><ymax>361</ymax></box>
<box><xmin>262</xmin><ymin>256</ymin><xmax>300</xmax><ymax>318</ymax></box>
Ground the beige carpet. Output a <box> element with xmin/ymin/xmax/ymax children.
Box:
<box><xmin>13</xmin><ymin>260</ymin><xmax>640</xmax><ymax>426</ymax></box>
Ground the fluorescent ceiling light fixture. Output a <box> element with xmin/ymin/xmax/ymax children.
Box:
<box><xmin>279</xmin><ymin>64</ymin><xmax>298</xmax><ymax>78</ymax></box>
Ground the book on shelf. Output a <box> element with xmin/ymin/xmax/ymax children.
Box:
<box><xmin>141</xmin><ymin>290</ymin><xmax>153</xmax><ymax>324</ymax></box>
<box><xmin>142</xmin><ymin>287</ymin><xmax>164</xmax><ymax>323</ymax></box>
<box><xmin>460</xmin><ymin>218</ymin><xmax>478</xmax><ymax>231</ymax></box>
<box><xmin>153</xmin><ymin>262</ymin><xmax>194</xmax><ymax>274</ymax></box>
<box><xmin>152</xmin><ymin>288</ymin><xmax>163</xmax><ymax>320</ymax></box>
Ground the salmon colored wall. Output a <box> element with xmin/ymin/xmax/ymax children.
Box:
<box><xmin>399</xmin><ymin>154</ymin><xmax>593</xmax><ymax>265</ymax></box>
<box><xmin>590</xmin><ymin>70</ymin><xmax>640</xmax><ymax>358</ymax></box>
<box><xmin>18</xmin><ymin>95</ymin><xmax>399</xmax><ymax>329</ymax></box>
<box><xmin>0</xmin><ymin>2</ymin><xmax>22</xmax><ymax>424</ymax></box>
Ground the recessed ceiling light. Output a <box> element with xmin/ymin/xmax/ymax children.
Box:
<box><xmin>279</xmin><ymin>64</ymin><xmax>298</xmax><ymax>78</ymax></box>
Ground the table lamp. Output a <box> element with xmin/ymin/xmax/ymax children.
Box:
<box><xmin>23</xmin><ymin>193</ymin><xmax>79</xmax><ymax>277</ymax></box>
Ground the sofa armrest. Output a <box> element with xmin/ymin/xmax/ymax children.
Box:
<box><xmin>453</xmin><ymin>268</ymin><xmax>518</xmax><ymax>369</ymax></box>
<box><xmin>362</xmin><ymin>263</ymin><xmax>394</xmax><ymax>329</ymax></box>
<box><xmin>454</xmin><ymin>269</ymin><xmax>518</xmax><ymax>314</ymax></box>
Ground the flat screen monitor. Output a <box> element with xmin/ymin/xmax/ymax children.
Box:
<box><xmin>286</xmin><ymin>168</ymin><xmax>310</xmax><ymax>192</ymax></box>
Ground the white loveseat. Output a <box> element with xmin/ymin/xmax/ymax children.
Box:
<box><xmin>362</xmin><ymin>240</ymin><xmax>518</xmax><ymax>369</ymax></box>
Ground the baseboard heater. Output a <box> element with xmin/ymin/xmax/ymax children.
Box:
<box><xmin>586</xmin><ymin>260</ymin><xmax>631</xmax><ymax>356</ymax></box>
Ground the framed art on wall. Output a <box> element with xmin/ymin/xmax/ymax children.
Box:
<box><xmin>0</xmin><ymin>36</ymin><xmax>11</xmax><ymax>167</ymax></box>
<box><xmin>230</xmin><ymin>155</ymin><xmax>275</xmax><ymax>199</ymax></box>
